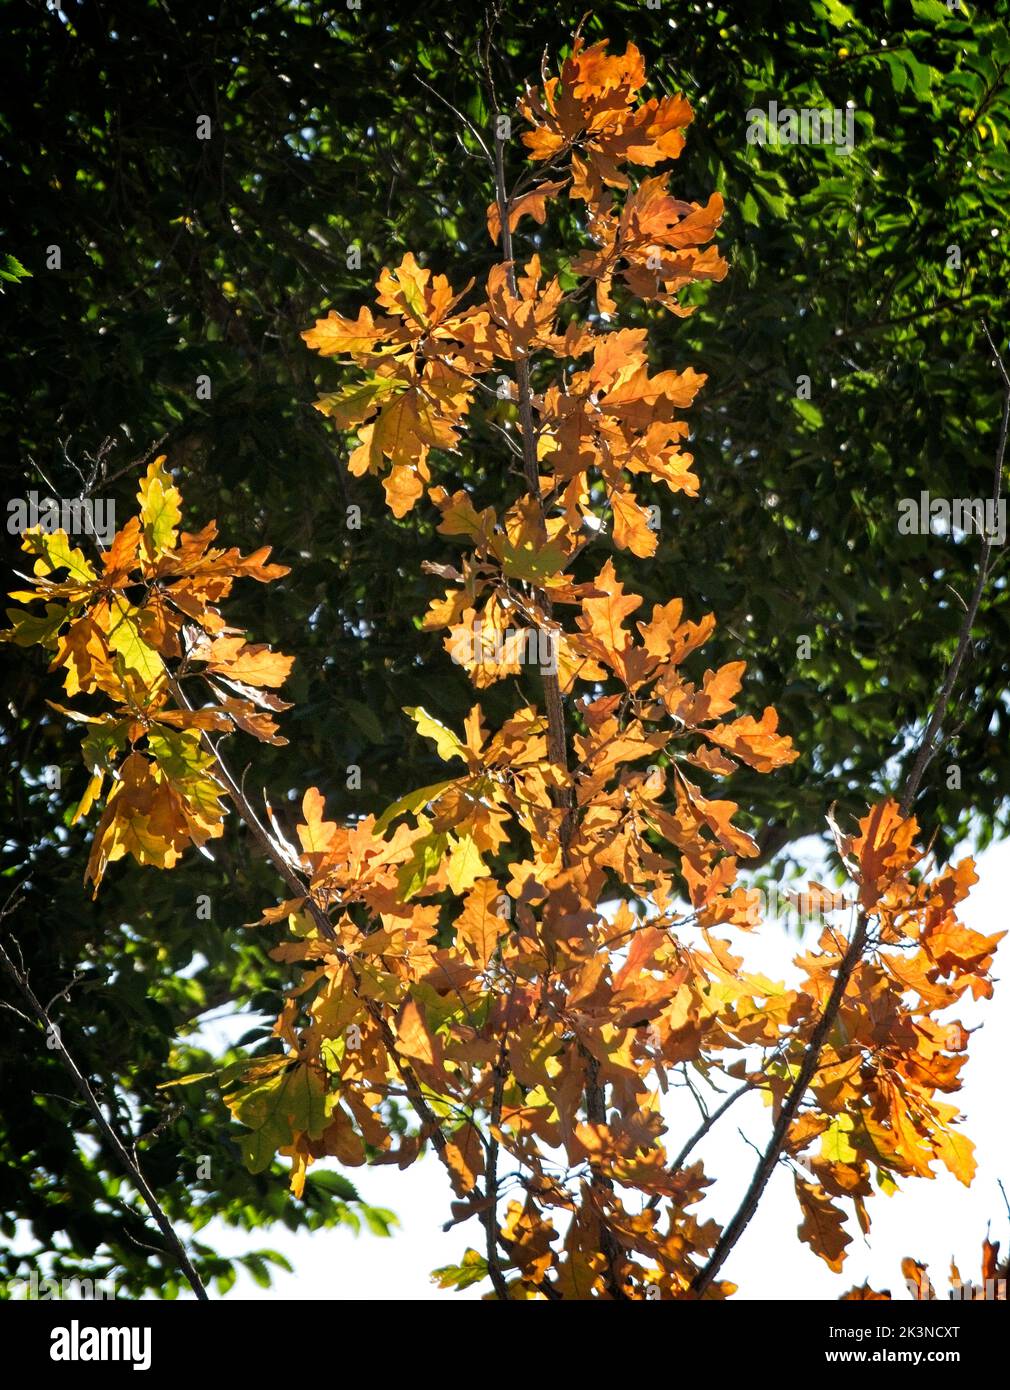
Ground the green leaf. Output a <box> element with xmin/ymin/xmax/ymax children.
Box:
<box><xmin>345</xmin><ymin>698</ymin><xmax>386</xmax><ymax>744</ymax></box>
<box><xmin>107</xmin><ymin>603</ymin><xmax>165</xmax><ymax>684</ymax></box>
<box><xmin>910</xmin><ymin>0</ymin><xmax>949</xmax><ymax>21</ymax></box>
<box><xmin>814</xmin><ymin>0</ymin><xmax>857</xmax><ymax>26</ymax></box>
<box><xmin>230</xmin><ymin>1062</ymin><xmax>327</xmax><ymax>1173</ymax></box>
<box><xmin>397</xmin><ymin>827</ymin><xmax>449</xmax><ymax>900</ymax></box>
<box><xmin>374</xmin><ymin>777</ymin><xmax>457</xmax><ymax>835</ymax></box>
<box><xmin>0</xmin><ymin>253</ymin><xmax>31</xmax><ymax>288</ymax></box>
<box><xmin>792</xmin><ymin>398</ymin><xmax>824</xmax><ymax>429</ymax></box>
<box><xmin>2</xmin><ymin>603</ymin><xmax>67</xmax><ymax>646</ymax></box>
<box><xmin>404</xmin><ymin>706</ymin><xmax>468</xmax><ymax>764</ymax></box>
<box><xmin>884</xmin><ymin>52</ymin><xmax>908</xmax><ymax>96</ymax></box>
<box><xmin>81</xmin><ymin>719</ymin><xmax>129</xmax><ymax>774</ymax></box>
<box><xmin>282</xmin><ymin>1063</ymin><xmax>328</xmax><ymax>1138</ymax></box>
<box><xmin>901</xmin><ymin>54</ymin><xmax>935</xmax><ymax>101</ymax></box>
<box><xmin>361</xmin><ymin>1205</ymin><xmax>398</xmax><ymax>1237</ymax></box>
<box><xmin>240</xmin><ymin>1253</ymin><xmax>272</xmax><ymax>1288</ymax></box>
<box><xmin>430</xmin><ymin>1248</ymin><xmax>488</xmax><ymax>1290</ymax></box>
<box><xmin>305</xmin><ymin>1170</ymin><xmax>361</xmax><ymax>1202</ymax></box>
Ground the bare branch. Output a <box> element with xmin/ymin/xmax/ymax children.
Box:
<box><xmin>0</xmin><ymin>888</ymin><xmax>209</xmax><ymax>1301</ymax></box>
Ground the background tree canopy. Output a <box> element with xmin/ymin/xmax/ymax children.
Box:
<box><xmin>1</xmin><ymin>0</ymin><xmax>1008</xmax><ymax>1295</ymax></box>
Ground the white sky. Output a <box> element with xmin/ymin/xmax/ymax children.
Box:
<box><xmin>201</xmin><ymin>834</ymin><xmax>1010</xmax><ymax>1301</ymax></box>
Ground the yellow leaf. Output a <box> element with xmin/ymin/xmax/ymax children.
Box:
<box><xmin>138</xmin><ymin>456</ymin><xmax>182</xmax><ymax>557</ymax></box>
<box><xmin>405</xmin><ymin>706</ymin><xmax>468</xmax><ymax>765</ymax></box>
<box><xmin>202</xmin><ymin>636</ymin><xmax>294</xmax><ymax>688</ymax></box>
<box><xmin>446</xmin><ymin>832</ymin><xmax>487</xmax><ymax>895</ymax></box>
<box><xmin>820</xmin><ymin>1114</ymin><xmax>859</xmax><ymax>1165</ymax></box>
<box><xmin>932</xmin><ymin>1124</ymin><xmax>976</xmax><ymax>1187</ymax></box>
<box><xmin>455</xmin><ymin>880</ymin><xmax>504</xmax><ymax>967</ymax></box>
<box><xmin>72</xmin><ymin>771</ymin><xmax>104</xmax><ymax>824</ymax></box>
<box><xmin>297</xmin><ymin>787</ymin><xmax>337</xmax><ymax>856</ymax></box>
<box><xmin>107</xmin><ymin>602</ymin><xmax>165</xmax><ymax>685</ymax></box>
<box><xmin>24</xmin><ymin>529</ymin><xmax>97</xmax><ymax>586</ymax></box>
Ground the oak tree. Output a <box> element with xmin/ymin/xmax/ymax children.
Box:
<box><xmin>4</xmin><ymin>33</ymin><xmax>1002</xmax><ymax>1300</ymax></box>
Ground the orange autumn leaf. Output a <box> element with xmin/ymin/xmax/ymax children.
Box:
<box><xmin>704</xmin><ymin>707</ymin><xmax>799</xmax><ymax>773</ymax></box>
<box><xmin>300</xmin><ymin>303</ymin><xmax>397</xmax><ymax>358</ymax></box>
<box><xmin>795</xmin><ymin>1177</ymin><xmax>852</xmax><ymax>1273</ymax></box>
<box><xmin>445</xmin><ymin>1122</ymin><xmax>486</xmax><ymax>1197</ymax></box>
<box><xmin>610</xmin><ymin>486</ymin><xmax>658</xmax><ymax>557</ymax></box>
<box><xmin>486</xmin><ymin>180</ymin><xmax>566</xmax><ymax>243</ymax></box>
<box><xmin>200</xmin><ymin>636</ymin><xmax>295</xmax><ymax>688</ymax></box>
<box><xmin>850</xmin><ymin>798</ymin><xmax>920</xmax><ymax>909</ymax></box>
<box><xmin>455</xmin><ymin>879</ymin><xmax>505</xmax><ymax>967</ymax></box>
<box><xmin>902</xmin><ymin>1257</ymin><xmax>934</xmax><ymax>1299</ymax></box>
<box><xmin>297</xmin><ymin>787</ymin><xmax>338</xmax><ymax>858</ymax></box>
<box><xmin>395</xmin><ymin>998</ymin><xmax>440</xmax><ymax>1068</ymax></box>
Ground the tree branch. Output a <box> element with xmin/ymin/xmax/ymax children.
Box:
<box><xmin>691</xmin><ymin>322</ymin><xmax>1010</xmax><ymax>1297</ymax></box>
<box><xmin>482</xmin><ymin>1043</ymin><xmax>512</xmax><ymax>1300</ymax></box>
<box><xmin>166</xmin><ymin>673</ymin><xmax>463</xmax><ymax>1186</ymax></box>
<box><xmin>898</xmin><ymin>320</ymin><xmax>1009</xmax><ymax>818</ymax></box>
<box><xmin>489</xmin><ymin>96</ymin><xmax>631</xmax><ymax>1300</ymax></box>
<box><xmin>0</xmin><ymin>889</ymin><xmax>209</xmax><ymax>1301</ymax></box>
<box><xmin>647</xmin><ymin>1081</ymin><xmax>751</xmax><ymax>1212</ymax></box>
<box><xmin>491</xmin><ymin>117</ymin><xmax>574</xmax><ymax>852</ymax></box>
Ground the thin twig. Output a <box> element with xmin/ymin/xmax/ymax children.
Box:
<box><xmin>490</xmin><ymin>81</ymin><xmax>573</xmax><ymax>852</ymax></box>
<box><xmin>646</xmin><ymin>1081</ymin><xmax>751</xmax><ymax>1211</ymax></box>
<box><xmin>899</xmin><ymin>321</ymin><xmax>1009</xmax><ymax>817</ymax></box>
<box><xmin>166</xmin><ymin>673</ymin><xmax>460</xmax><ymax>1180</ymax></box>
<box><xmin>482</xmin><ymin>1040</ymin><xmax>511</xmax><ymax>1300</ymax></box>
<box><xmin>0</xmin><ymin>889</ymin><xmax>208</xmax><ymax>1301</ymax></box>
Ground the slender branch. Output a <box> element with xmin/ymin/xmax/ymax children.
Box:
<box><xmin>647</xmin><ymin>1081</ymin><xmax>751</xmax><ymax>1212</ymax></box>
<box><xmin>414</xmin><ymin>74</ymin><xmax>494</xmax><ymax>166</ymax></box>
<box><xmin>0</xmin><ymin>891</ymin><xmax>209</xmax><ymax>1301</ymax></box>
<box><xmin>482</xmin><ymin>1044</ymin><xmax>511</xmax><ymax>1300</ymax></box>
<box><xmin>899</xmin><ymin>320</ymin><xmax>1009</xmax><ymax>817</ymax></box>
<box><xmin>489</xmin><ymin>92</ymin><xmax>634</xmax><ymax>1301</ymax></box>
<box><xmin>691</xmin><ymin>909</ymin><xmax>869</xmax><ymax>1296</ymax></box>
<box><xmin>491</xmin><ymin>119</ymin><xmax>573</xmax><ymax>851</ymax></box>
<box><xmin>692</xmin><ymin>324</ymin><xmax>1010</xmax><ymax>1297</ymax></box>
<box><xmin>164</xmin><ymin>679</ymin><xmax>331</xmax><ymax>937</ymax></box>
<box><xmin>166</xmin><ymin>674</ymin><xmax>465</xmax><ymax>1184</ymax></box>
<box><xmin>580</xmin><ymin>1047</ymin><xmax>630</xmax><ymax>1300</ymax></box>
